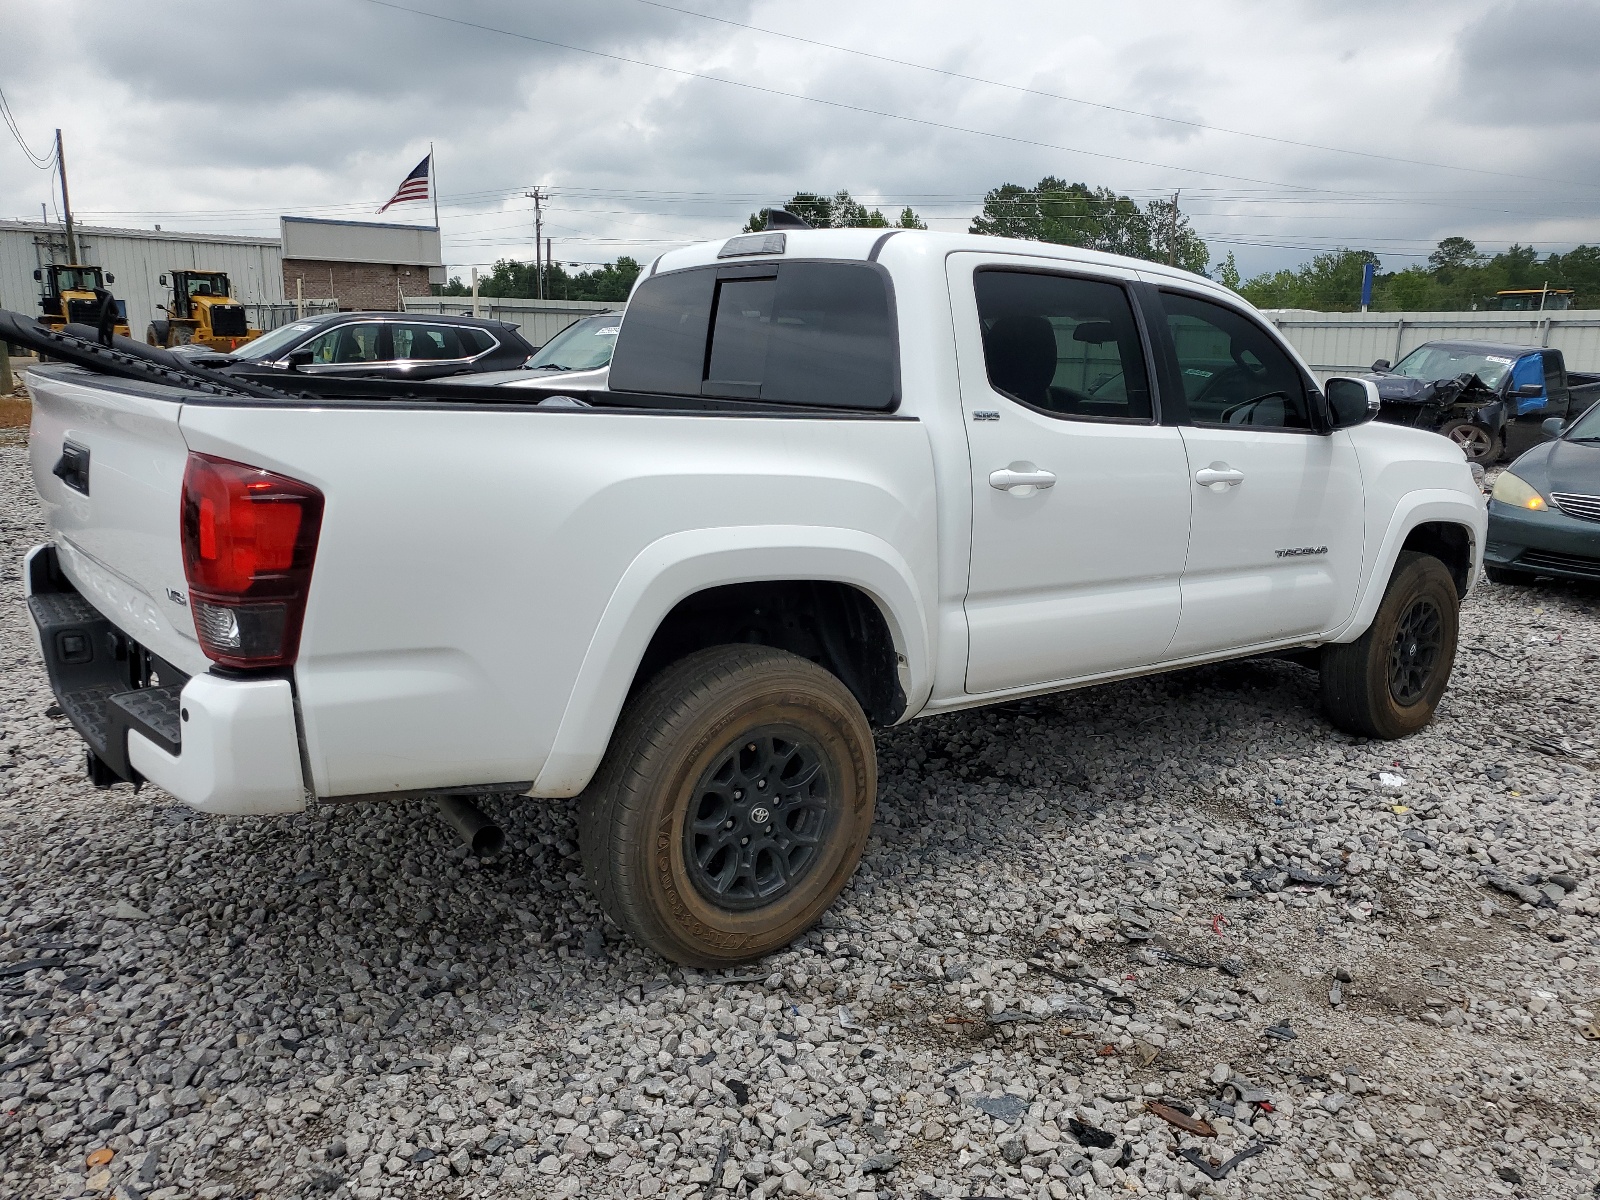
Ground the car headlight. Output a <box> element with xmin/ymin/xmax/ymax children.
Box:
<box><xmin>1491</xmin><ymin>471</ymin><xmax>1547</xmax><ymax>511</ymax></box>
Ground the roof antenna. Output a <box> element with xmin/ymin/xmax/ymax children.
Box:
<box><xmin>764</xmin><ymin>208</ymin><xmax>812</xmax><ymax>231</ymax></box>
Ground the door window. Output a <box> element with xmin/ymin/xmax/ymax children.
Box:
<box><xmin>973</xmin><ymin>270</ymin><xmax>1152</xmax><ymax>421</ymax></box>
<box><xmin>1541</xmin><ymin>353</ymin><xmax>1568</xmax><ymax>414</ymax></box>
<box><xmin>302</xmin><ymin>323</ymin><xmax>384</xmax><ymax>365</ymax></box>
<box><xmin>1162</xmin><ymin>293</ymin><xmax>1313</xmax><ymax>430</ymax></box>
<box><xmin>392</xmin><ymin>323</ymin><xmax>468</xmax><ymax>361</ymax></box>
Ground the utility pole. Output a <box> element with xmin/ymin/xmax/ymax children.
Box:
<box><xmin>1166</xmin><ymin>190</ymin><xmax>1180</xmax><ymax>267</ymax></box>
<box><xmin>56</xmin><ymin>129</ymin><xmax>78</xmax><ymax>263</ymax></box>
<box><xmin>546</xmin><ymin>237</ymin><xmax>553</xmax><ymax>298</ymax></box>
<box><xmin>525</xmin><ymin>189</ymin><xmax>546</xmax><ymax>300</ymax></box>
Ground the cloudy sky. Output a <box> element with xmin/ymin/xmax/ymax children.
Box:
<box><xmin>2</xmin><ymin>0</ymin><xmax>1596</xmax><ymax>281</ymax></box>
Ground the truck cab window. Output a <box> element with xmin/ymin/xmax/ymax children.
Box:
<box><xmin>1162</xmin><ymin>292</ymin><xmax>1312</xmax><ymax>430</ymax></box>
<box><xmin>973</xmin><ymin>270</ymin><xmax>1152</xmax><ymax>421</ymax></box>
<box><xmin>611</xmin><ymin>262</ymin><xmax>896</xmax><ymax>410</ymax></box>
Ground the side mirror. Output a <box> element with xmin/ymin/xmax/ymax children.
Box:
<box><xmin>1514</xmin><ymin>383</ymin><xmax>1543</xmax><ymax>398</ymax></box>
<box><xmin>1325</xmin><ymin>376</ymin><xmax>1381</xmax><ymax>430</ymax></box>
<box><xmin>1370</xmin><ymin>358</ymin><xmax>1391</xmax><ymax>372</ymax></box>
<box><xmin>159</xmin><ymin>274</ymin><xmax>168</xmax><ymax>286</ymax></box>
<box><xmin>32</xmin><ymin>269</ymin><xmax>41</xmax><ymax>281</ymax></box>
<box><xmin>1542</xmin><ymin>417</ymin><xmax>1566</xmax><ymax>440</ymax></box>
<box><xmin>105</xmin><ymin>273</ymin><xmax>114</xmax><ymax>285</ymax></box>
<box><xmin>283</xmin><ymin>347</ymin><xmax>315</xmax><ymax>371</ymax></box>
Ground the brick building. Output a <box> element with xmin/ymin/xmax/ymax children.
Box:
<box><xmin>279</xmin><ymin>217</ymin><xmax>445</xmax><ymax>312</ymax></box>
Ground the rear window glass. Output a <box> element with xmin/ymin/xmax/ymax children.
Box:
<box><xmin>607</xmin><ymin>269</ymin><xmax>716</xmax><ymax>396</ymax></box>
<box><xmin>609</xmin><ymin>262</ymin><xmax>897</xmax><ymax>410</ymax></box>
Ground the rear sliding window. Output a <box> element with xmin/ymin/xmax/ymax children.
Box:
<box><xmin>608</xmin><ymin>262</ymin><xmax>897</xmax><ymax>410</ymax></box>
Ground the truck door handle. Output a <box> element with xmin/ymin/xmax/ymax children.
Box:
<box><xmin>1194</xmin><ymin>465</ymin><xmax>1244</xmax><ymax>490</ymax></box>
<box><xmin>989</xmin><ymin>465</ymin><xmax>1056</xmax><ymax>493</ymax></box>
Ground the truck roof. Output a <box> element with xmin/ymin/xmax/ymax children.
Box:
<box><xmin>649</xmin><ymin>227</ymin><xmax>1232</xmax><ymax>297</ymax></box>
<box><xmin>1412</xmin><ymin>340</ymin><xmax>1550</xmax><ymax>359</ymax></box>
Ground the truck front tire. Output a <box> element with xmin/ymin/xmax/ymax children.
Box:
<box><xmin>1320</xmin><ymin>551</ymin><xmax>1459</xmax><ymax>739</ymax></box>
<box><xmin>1439</xmin><ymin>418</ymin><xmax>1499</xmax><ymax>464</ymax></box>
<box><xmin>579</xmin><ymin>645</ymin><xmax>877</xmax><ymax>967</ymax></box>
<box><xmin>146</xmin><ymin>320</ymin><xmax>170</xmax><ymax>347</ymax></box>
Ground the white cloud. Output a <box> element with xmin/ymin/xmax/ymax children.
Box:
<box><xmin>1</xmin><ymin>0</ymin><xmax>1596</xmax><ymax>280</ymax></box>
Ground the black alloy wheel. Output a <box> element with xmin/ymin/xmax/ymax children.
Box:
<box><xmin>1320</xmin><ymin>550</ymin><xmax>1459</xmax><ymax>739</ymax></box>
<box><xmin>1387</xmin><ymin>597</ymin><xmax>1443</xmax><ymax>706</ymax></box>
<box><xmin>684</xmin><ymin>728</ymin><xmax>836</xmax><ymax>910</ymax></box>
<box><xmin>577</xmin><ymin>644</ymin><xmax>877</xmax><ymax>967</ymax></box>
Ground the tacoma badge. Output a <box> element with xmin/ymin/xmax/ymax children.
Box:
<box><xmin>1275</xmin><ymin>546</ymin><xmax>1329</xmax><ymax>558</ymax></box>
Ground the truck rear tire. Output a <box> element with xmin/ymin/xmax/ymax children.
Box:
<box><xmin>578</xmin><ymin>645</ymin><xmax>876</xmax><ymax>967</ymax></box>
<box><xmin>1320</xmin><ymin>551</ymin><xmax>1459</xmax><ymax>739</ymax></box>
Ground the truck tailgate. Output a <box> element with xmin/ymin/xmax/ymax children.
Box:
<box><xmin>26</xmin><ymin>365</ymin><xmax>207</xmax><ymax>675</ymax></box>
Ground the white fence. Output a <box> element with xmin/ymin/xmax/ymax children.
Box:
<box><xmin>246</xmin><ymin>300</ymin><xmax>339</xmax><ymax>332</ymax></box>
<box><xmin>403</xmin><ymin>296</ymin><xmax>618</xmax><ymax>348</ymax></box>
<box><xmin>1262</xmin><ymin>309</ymin><xmax>1600</xmax><ymax>381</ymax></box>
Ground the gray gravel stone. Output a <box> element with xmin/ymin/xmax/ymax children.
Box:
<box><xmin>1</xmin><ymin>433</ymin><xmax>1598</xmax><ymax>1198</ymax></box>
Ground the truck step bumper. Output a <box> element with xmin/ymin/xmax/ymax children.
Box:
<box><xmin>24</xmin><ymin>543</ymin><xmax>307</xmax><ymax>815</ymax></box>
<box><xmin>128</xmin><ymin>675</ymin><xmax>307</xmax><ymax>815</ymax></box>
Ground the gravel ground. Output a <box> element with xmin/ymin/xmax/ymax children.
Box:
<box><xmin>1</xmin><ymin>431</ymin><xmax>1597</xmax><ymax>1200</ymax></box>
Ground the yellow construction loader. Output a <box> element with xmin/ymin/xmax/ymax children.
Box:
<box><xmin>147</xmin><ymin>270</ymin><xmax>261</xmax><ymax>351</ymax></box>
<box><xmin>34</xmin><ymin>263</ymin><xmax>131</xmax><ymax>338</ymax></box>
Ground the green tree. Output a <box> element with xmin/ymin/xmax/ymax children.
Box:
<box><xmin>1427</xmin><ymin>236</ymin><xmax>1483</xmax><ymax>277</ymax></box>
<box><xmin>1237</xmin><ymin>249</ymin><xmax>1380</xmax><ymax>312</ymax></box>
<box><xmin>1216</xmin><ymin>251</ymin><xmax>1241</xmax><ymax>291</ymax></box>
<box><xmin>1235</xmin><ymin>235</ymin><xmax>1600</xmax><ymax>313</ymax></box>
<box><xmin>438</xmin><ymin>256</ymin><xmax>641</xmax><ymax>303</ymax></box>
<box><xmin>968</xmin><ymin>177</ymin><xmax>1208</xmax><ymax>274</ymax></box>
<box><xmin>745</xmin><ymin>190</ymin><xmax>926</xmax><ymax>232</ymax></box>
<box><xmin>1378</xmin><ymin>266</ymin><xmax>1441</xmax><ymax>311</ymax></box>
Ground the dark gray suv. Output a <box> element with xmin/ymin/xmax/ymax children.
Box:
<box><xmin>191</xmin><ymin>311</ymin><xmax>537</xmax><ymax>381</ymax></box>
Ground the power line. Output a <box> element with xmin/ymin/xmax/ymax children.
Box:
<box><xmin>0</xmin><ymin>86</ymin><xmax>55</xmax><ymax>170</ymax></box>
<box><xmin>626</xmin><ymin>0</ymin><xmax>1590</xmax><ymax>190</ymax></box>
<box><xmin>358</xmin><ymin>0</ymin><xmax>1375</xmax><ymax>197</ymax></box>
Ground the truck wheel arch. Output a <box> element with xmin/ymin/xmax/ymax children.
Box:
<box><xmin>1332</xmin><ymin>492</ymin><xmax>1482</xmax><ymax>644</ymax></box>
<box><xmin>530</xmin><ymin>526</ymin><xmax>932</xmax><ymax>798</ymax></box>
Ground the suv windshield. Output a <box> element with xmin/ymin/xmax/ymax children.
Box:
<box><xmin>228</xmin><ymin>320</ymin><xmax>324</xmax><ymax>361</ymax></box>
<box><xmin>1390</xmin><ymin>345</ymin><xmax>1517</xmax><ymax>389</ymax></box>
<box><xmin>526</xmin><ymin>314</ymin><xmax>620</xmax><ymax>371</ymax></box>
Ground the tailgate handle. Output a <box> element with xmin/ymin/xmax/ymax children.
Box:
<box><xmin>53</xmin><ymin>440</ymin><xmax>91</xmax><ymax>495</ymax></box>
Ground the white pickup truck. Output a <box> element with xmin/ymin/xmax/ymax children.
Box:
<box><xmin>18</xmin><ymin>227</ymin><xmax>1486</xmax><ymax>966</ymax></box>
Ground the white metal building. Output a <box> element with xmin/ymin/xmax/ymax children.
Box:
<box><xmin>0</xmin><ymin>219</ymin><xmax>283</xmax><ymax>338</ymax></box>
<box><xmin>1259</xmin><ymin>308</ymin><xmax>1600</xmax><ymax>379</ymax></box>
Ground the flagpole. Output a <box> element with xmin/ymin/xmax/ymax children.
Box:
<box><xmin>430</xmin><ymin>141</ymin><xmax>440</xmax><ymax>232</ymax></box>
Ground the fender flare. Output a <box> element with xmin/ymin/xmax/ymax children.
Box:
<box><xmin>530</xmin><ymin>525</ymin><xmax>933</xmax><ymax>797</ymax></box>
<box><xmin>1327</xmin><ymin>489</ymin><xmax>1486</xmax><ymax>644</ymax></box>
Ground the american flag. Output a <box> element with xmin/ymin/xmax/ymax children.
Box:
<box><xmin>378</xmin><ymin>155</ymin><xmax>431</xmax><ymax>212</ymax></box>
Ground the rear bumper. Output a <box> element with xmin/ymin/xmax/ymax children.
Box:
<box><xmin>1485</xmin><ymin>501</ymin><xmax>1600</xmax><ymax>581</ymax></box>
<box><xmin>24</xmin><ymin>544</ymin><xmax>307</xmax><ymax>815</ymax></box>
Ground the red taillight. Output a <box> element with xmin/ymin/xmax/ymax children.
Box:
<box><xmin>180</xmin><ymin>453</ymin><xmax>323</xmax><ymax>669</ymax></box>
